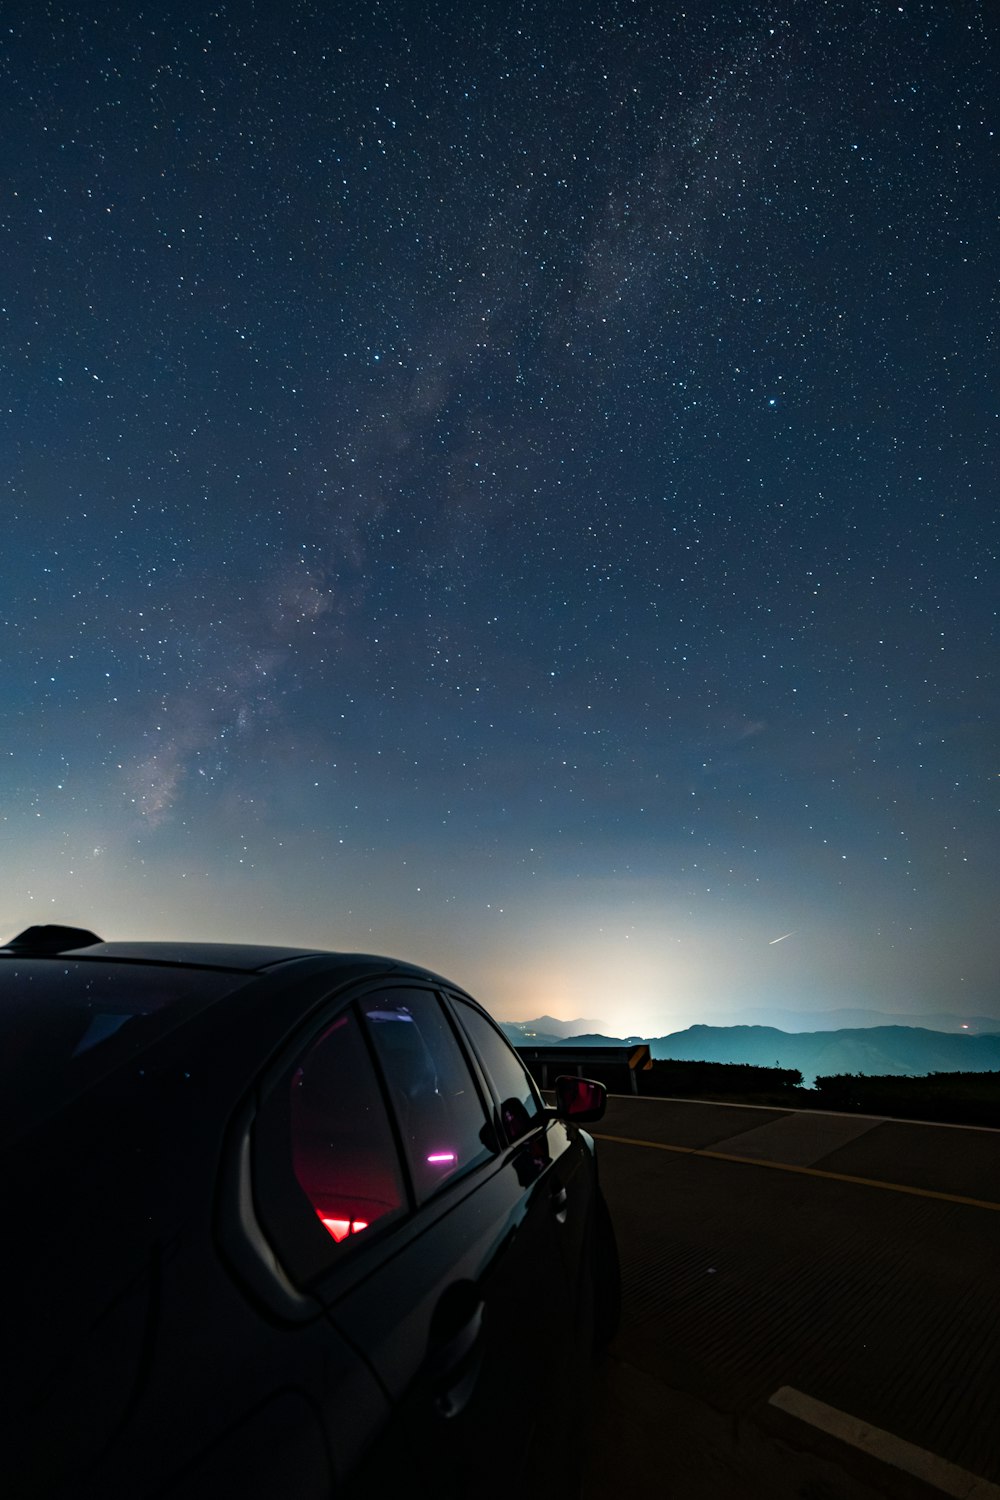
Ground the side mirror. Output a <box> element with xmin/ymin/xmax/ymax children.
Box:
<box><xmin>553</xmin><ymin>1075</ymin><xmax>607</xmax><ymax>1124</ymax></box>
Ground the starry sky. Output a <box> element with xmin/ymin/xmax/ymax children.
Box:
<box><xmin>3</xmin><ymin>0</ymin><xmax>997</xmax><ymax>1036</ymax></box>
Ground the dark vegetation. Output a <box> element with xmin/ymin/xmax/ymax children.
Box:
<box><xmin>809</xmin><ymin>1070</ymin><xmax>1000</xmax><ymax>1128</ymax></box>
<box><xmin>642</xmin><ymin>1059</ymin><xmax>803</xmax><ymax>1096</ymax></box>
<box><xmin>637</xmin><ymin>1059</ymin><xmax>1000</xmax><ymax>1127</ymax></box>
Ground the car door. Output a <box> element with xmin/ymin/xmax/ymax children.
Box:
<box><xmin>446</xmin><ymin>992</ymin><xmax>598</xmax><ymax>1310</ymax></box>
<box><xmin>335</xmin><ymin>984</ymin><xmax>579</xmax><ymax>1496</ymax></box>
<box><xmin>253</xmin><ymin>980</ymin><xmax>577</xmax><ymax>1496</ymax></box>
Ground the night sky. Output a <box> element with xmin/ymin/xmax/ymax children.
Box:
<box><xmin>3</xmin><ymin>1</ymin><xmax>997</xmax><ymax>1035</ymax></box>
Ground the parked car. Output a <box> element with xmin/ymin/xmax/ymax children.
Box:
<box><xmin>0</xmin><ymin>924</ymin><xmax>620</xmax><ymax>1499</ymax></box>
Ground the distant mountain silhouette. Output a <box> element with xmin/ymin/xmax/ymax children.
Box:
<box><xmin>650</xmin><ymin>1025</ymin><xmax>1000</xmax><ymax>1083</ymax></box>
<box><xmin>503</xmin><ymin>1015</ymin><xmax>606</xmax><ymax>1039</ymax></box>
<box><xmin>710</xmin><ymin>1007</ymin><xmax>1000</xmax><ymax>1035</ymax></box>
<box><xmin>503</xmin><ymin>1019</ymin><xmax>1000</xmax><ymax>1085</ymax></box>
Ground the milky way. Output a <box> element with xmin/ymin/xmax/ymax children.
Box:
<box><xmin>3</xmin><ymin>1</ymin><xmax>997</xmax><ymax>1032</ymax></box>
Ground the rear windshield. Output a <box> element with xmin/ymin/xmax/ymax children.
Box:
<box><xmin>0</xmin><ymin>958</ymin><xmax>253</xmax><ymax>1144</ymax></box>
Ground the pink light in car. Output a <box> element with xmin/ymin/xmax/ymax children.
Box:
<box><xmin>427</xmin><ymin>1151</ymin><xmax>457</xmax><ymax>1164</ymax></box>
<box><xmin>318</xmin><ymin>1215</ymin><xmax>369</xmax><ymax>1242</ymax></box>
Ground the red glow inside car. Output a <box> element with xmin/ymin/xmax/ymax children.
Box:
<box><xmin>317</xmin><ymin>1214</ymin><xmax>370</xmax><ymax>1243</ymax></box>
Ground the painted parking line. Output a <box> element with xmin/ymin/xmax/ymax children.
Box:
<box><xmin>591</xmin><ymin>1132</ymin><xmax>1000</xmax><ymax>1212</ymax></box>
<box><xmin>769</xmin><ymin>1386</ymin><xmax>1000</xmax><ymax>1498</ymax></box>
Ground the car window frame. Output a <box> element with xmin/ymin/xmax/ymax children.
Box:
<box><xmin>251</xmin><ymin>992</ymin><xmax>412</xmax><ymax>1289</ymax></box>
<box><xmin>247</xmin><ymin>978</ymin><xmax>507</xmax><ymax>1299</ymax></box>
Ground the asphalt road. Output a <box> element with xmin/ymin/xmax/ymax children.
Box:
<box><xmin>582</xmin><ymin>1096</ymin><xmax>1000</xmax><ymax>1500</ymax></box>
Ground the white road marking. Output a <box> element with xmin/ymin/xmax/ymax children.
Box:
<box><xmin>769</xmin><ymin>1386</ymin><xmax>1000</xmax><ymax>1498</ymax></box>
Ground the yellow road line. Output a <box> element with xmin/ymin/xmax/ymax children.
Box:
<box><xmin>769</xmin><ymin>1386</ymin><xmax>1000</xmax><ymax>1497</ymax></box>
<box><xmin>592</xmin><ymin>1132</ymin><xmax>1000</xmax><ymax>1212</ymax></box>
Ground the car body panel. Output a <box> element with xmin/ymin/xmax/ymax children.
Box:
<box><xmin>0</xmin><ymin>937</ymin><xmax>613</xmax><ymax>1498</ymax></box>
<box><xmin>335</xmin><ymin>1116</ymin><xmax>584</xmax><ymax>1495</ymax></box>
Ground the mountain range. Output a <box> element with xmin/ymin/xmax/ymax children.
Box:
<box><xmin>512</xmin><ymin>1015</ymin><xmax>606</xmax><ymax>1039</ymax></box>
<box><xmin>707</xmin><ymin>1007</ymin><xmax>1000</xmax><ymax>1034</ymax></box>
<box><xmin>501</xmin><ymin>1018</ymin><xmax>1000</xmax><ymax>1085</ymax></box>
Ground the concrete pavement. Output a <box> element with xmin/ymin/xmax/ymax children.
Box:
<box><xmin>583</xmin><ymin>1096</ymin><xmax>1000</xmax><ymax>1499</ymax></box>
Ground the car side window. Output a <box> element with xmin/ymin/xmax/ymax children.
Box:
<box><xmin>290</xmin><ymin>1011</ymin><xmax>407</xmax><ymax>1243</ymax></box>
<box><xmin>254</xmin><ymin>1005</ymin><xmax>407</xmax><ymax>1285</ymax></box>
<box><xmin>360</xmin><ymin>989</ymin><xmax>495</xmax><ymax>1204</ymax></box>
<box><xmin>451</xmin><ymin>998</ymin><xmax>544</xmax><ymax>1144</ymax></box>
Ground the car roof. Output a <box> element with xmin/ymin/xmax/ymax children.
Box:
<box><xmin>0</xmin><ymin>930</ymin><xmax>457</xmax><ymax>986</ymax></box>
<box><xmin>57</xmin><ymin>941</ymin><xmax>352</xmax><ymax>972</ymax></box>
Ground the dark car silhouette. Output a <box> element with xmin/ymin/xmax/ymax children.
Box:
<box><xmin>0</xmin><ymin>924</ymin><xmax>619</xmax><ymax>1499</ymax></box>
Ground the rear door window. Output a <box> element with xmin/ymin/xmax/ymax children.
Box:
<box><xmin>254</xmin><ymin>987</ymin><xmax>498</xmax><ymax>1287</ymax></box>
<box><xmin>360</xmin><ymin>989</ymin><xmax>495</xmax><ymax>1203</ymax></box>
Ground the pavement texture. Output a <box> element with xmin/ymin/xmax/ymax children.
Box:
<box><xmin>582</xmin><ymin>1097</ymin><xmax>1000</xmax><ymax>1500</ymax></box>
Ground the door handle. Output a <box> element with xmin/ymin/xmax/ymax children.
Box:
<box><xmin>432</xmin><ymin>1298</ymin><xmax>486</xmax><ymax>1420</ymax></box>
